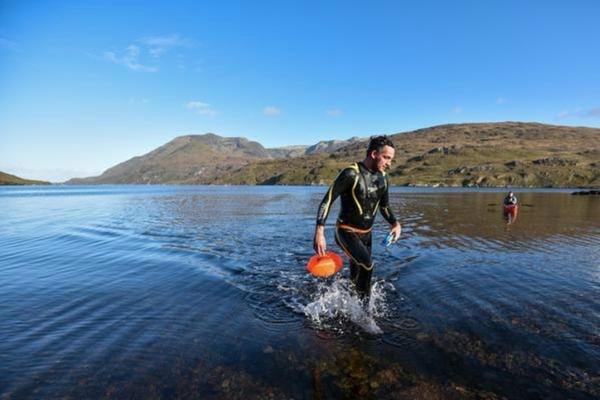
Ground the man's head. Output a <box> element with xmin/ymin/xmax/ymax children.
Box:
<box><xmin>508</xmin><ymin>191</ymin><xmax>514</xmax><ymax>197</ymax></box>
<box><xmin>366</xmin><ymin>136</ymin><xmax>395</xmax><ymax>172</ymax></box>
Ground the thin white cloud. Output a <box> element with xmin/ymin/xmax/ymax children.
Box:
<box><xmin>584</xmin><ymin>107</ymin><xmax>600</xmax><ymax>117</ymax></box>
<box><xmin>128</xmin><ymin>97</ymin><xmax>150</xmax><ymax>104</ymax></box>
<box><xmin>103</xmin><ymin>34</ymin><xmax>193</xmax><ymax>72</ymax></box>
<box><xmin>263</xmin><ymin>106</ymin><xmax>281</xmax><ymax>116</ymax></box>
<box><xmin>0</xmin><ymin>37</ymin><xmax>17</xmax><ymax>49</ymax></box>
<box><xmin>556</xmin><ymin>107</ymin><xmax>600</xmax><ymax>119</ymax></box>
<box><xmin>496</xmin><ymin>97</ymin><xmax>507</xmax><ymax>104</ymax></box>
<box><xmin>452</xmin><ymin>106</ymin><xmax>462</xmax><ymax>114</ymax></box>
<box><xmin>138</xmin><ymin>34</ymin><xmax>192</xmax><ymax>58</ymax></box>
<box><xmin>193</xmin><ymin>62</ymin><xmax>204</xmax><ymax>73</ymax></box>
<box><xmin>326</xmin><ymin>109</ymin><xmax>342</xmax><ymax>117</ymax></box>
<box><xmin>186</xmin><ymin>101</ymin><xmax>217</xmax><ymax>116</ymax></box>
<box><xmin>104</xmin><ymin>45</ymin><xmax>158</xmax><ymax>72</ymax></box>
<box><xmin>176</xmin><ymin>54</ymin><xmax>187</xmax><ymax>71</ymax></box>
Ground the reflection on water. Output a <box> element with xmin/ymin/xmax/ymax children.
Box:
<box><xmin>0</xmin><ymin>185</ymin><xmax>598</xmax><ymax>399</ymax></box>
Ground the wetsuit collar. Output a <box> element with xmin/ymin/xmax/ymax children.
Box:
<box><xmin>360</xmin><ymin>160</ymin><xmax>378</xmax><ymax>173</ymax></box>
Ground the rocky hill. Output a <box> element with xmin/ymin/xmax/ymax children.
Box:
<box><xmin>0</xmin><ymin>171</ymin><xmax>50</xmax><ymax>185</ymax></box>
<box><xmin>213</xmin><ymin>122</ymin><xmax>600</xmax><ymax>187</ymax></box>
<box><xmin>67</xmin><ymin>134</ymin><xmax>273</xmax><ymax>184</ymax></box>
<box><xmin>67</xmin><ymin>122</ymin><xmax>600</xmax><ymax>187</ymax></box>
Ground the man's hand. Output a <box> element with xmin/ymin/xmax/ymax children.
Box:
<box><xmin>390</xmin><ymin>222</ymin><xmax>401</xmax><ymax>242</ymax></box>
<box><xmin>313</xmin><ymin>225</ymin><xmax>327</xmax><ymax>256</ymax></box>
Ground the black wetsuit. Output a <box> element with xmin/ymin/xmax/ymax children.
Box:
<box><xmin>503</xmin><ymin>195</ymin><xmax>517</xmax><ymax>206</ymax></box>
<box><xmin>316</xmin><ymin>162</ymin><xmax>397</xmax><ymax>296</ymax></box>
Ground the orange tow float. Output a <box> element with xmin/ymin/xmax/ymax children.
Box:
<box><xmin>306</xmin><ymin>251</ymin><xmax>344</xmax><ymax>277</ymax></box>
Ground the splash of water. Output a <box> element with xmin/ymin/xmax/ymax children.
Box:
<box><xmin>300</xmin><ymin>278</ymin><xmax>395</xmax><ymax>334</ymax></box>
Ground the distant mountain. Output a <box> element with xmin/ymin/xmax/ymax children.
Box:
<box><xmin>66</xmin><ymin>133</ymin><xmax>358</xmax><ymax>184</ymax></box>
<box><xmin>67</xmin><ymin>133</ymin><xmax>274</xmax><ymax>184</ymax></box>
<box><xmin>264</xmin><ymin>137</ymin><xmax>363</xmax><ymax>159</ymax></box>
<box><xmin>66</xmin><ymin>122</ymin><xmax>600</xmax><ymax>188</ymax></box>
<box><xmin>304</xmin><ymin>137</ymin><xmax>363</xmax><ymax>155</ymax></box>
<box><xmin>0</xmin><ymin>171</ymin><xmax>50</xmax><ymax>185</ymax></box>
<box><xmin>266</xmin><ymin>145</ymin><xmax>309</xmax><ymax>159</ymax></box>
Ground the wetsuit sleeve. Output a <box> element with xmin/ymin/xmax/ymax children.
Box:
<box><xmin>316</xmin><ymin>168</ymin><xmax>356</xmax><ymax>226</ymax></box>
<box><xmin>379</xmin><ymin>175</ymin><xmax>398</xmax><ymax>225</ymax></box>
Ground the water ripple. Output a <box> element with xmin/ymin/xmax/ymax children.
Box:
<box><xmin>1</xmin><ymin>186</ymin><xmax>599</xmax><ymax>399</ymax></box>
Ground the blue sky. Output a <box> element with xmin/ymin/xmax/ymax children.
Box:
<box><xmin>1</xmin><ymin>0</ymin><xmax>599</xmax><ymax>182</ymax></box>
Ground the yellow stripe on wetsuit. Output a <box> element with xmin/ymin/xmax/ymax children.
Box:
<box><xmin>321</xmin><ymin>186</ymin><xmax>334</xmax><ymax>222</ymax></box>
<box><xmin>320</xmin><ymin>167</ymin><xmax>347</xmax><ymax>222</ymax></box>
<box><xmin>349</xmin><ymin>163</ymin><xmax>363</xmax><ymax>215</ymax></box>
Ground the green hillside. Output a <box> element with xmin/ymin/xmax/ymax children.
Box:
<box><xmin>0</xmin><ymin>171</ymin><xmax>50</xmax><ymax>185</ymax></box>
<box><xmin>214</xmin><ymin>122</ymin><xmax>600</xmax><ymax>188</ymax></box>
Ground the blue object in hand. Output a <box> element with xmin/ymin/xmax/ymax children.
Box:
<box><xmin>382</xmin><ymin>232</ymin><xmax>395</xmax><ymax>246</ymax></box>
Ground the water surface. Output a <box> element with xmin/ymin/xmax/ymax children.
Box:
<box><xmin>1</xmin><ymin>185</ymin><xmax>598</xmax><ymax>399</ymax></box>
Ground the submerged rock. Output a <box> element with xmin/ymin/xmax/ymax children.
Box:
<box><xmin>571</xmin><ymin>190</ymin><xmax>600</xmax><ymax>195</ymax></box>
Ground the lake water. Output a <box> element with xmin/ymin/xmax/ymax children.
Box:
<box><xmin>0</xmin><ymin>185</ymin><xmax>598</xmax><ymax>399</ymax></box>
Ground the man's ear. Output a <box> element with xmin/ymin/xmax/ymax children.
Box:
<box><xmin>369</xmin><ymin>150</ymin><xmax>378</xmax><ymax>160</ymax></box>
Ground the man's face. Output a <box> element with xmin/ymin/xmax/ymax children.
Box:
<box><xmin>372</xmin><ymin>145</ymin><xmax>395</xmax><ymax>172</ymax></box>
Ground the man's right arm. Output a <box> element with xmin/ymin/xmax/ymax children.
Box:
<box><xmin>313</xmin><ymin>167</ymin><xmax>355</xmax><ymax>255</ymax></box>
<box><xmin>313</xmin><ymin>225</ymin><xmax>327</xmax><ymax>256</ymax></box>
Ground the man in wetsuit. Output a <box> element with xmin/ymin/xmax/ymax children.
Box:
<box><xmin>313</xmin><ymin>136</ymin><xmax>401</xmax><ymax>298</ymax></box>
<box><xmin>503</xmin><ymin>191</ymin><xmax>518</xmax><ymax>206</ymax></box>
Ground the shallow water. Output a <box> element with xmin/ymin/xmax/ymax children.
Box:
<box><xmin>0</xmin><ymin>185</ymin><xmax>598</xmax><ymax>399</ymax></box>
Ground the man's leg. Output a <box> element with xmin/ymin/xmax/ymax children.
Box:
<box><xmin>335</xmin><ymin>228</ymin><xmax>373</xmax><ymax>298</ymax></box>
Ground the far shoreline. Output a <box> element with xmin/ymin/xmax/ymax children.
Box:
<box><xmin>2</xmin><ymin>183</ymin><xmax>598</xmax><ymax>194</ymax></box>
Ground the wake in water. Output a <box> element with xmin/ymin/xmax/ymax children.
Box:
<box><xmin>293</xmin><ymin>278</ymin><xmax>396</xmax><ymax>334</ymax></box>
